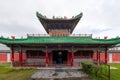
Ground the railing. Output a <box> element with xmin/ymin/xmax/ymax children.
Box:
<box><xmin>74</xmin><ymin>56</ymin><xmax>92</xmax><ymax>58</ymax></box>
<box><xmin>27</xmin><ymin>34</ymin><xmax>50</xmax><ymax>37</ymax></box>
<box><xmin>23</xmin><ymin>62</ymin><xmax>46</xmax><ymax>67</ymax></box>
<box><xmin>27</xmin><ymin>34</ymin><xmax>92</xmax><ymax>37</ymax></box>
<box><xmin>13</xmin><ymin>61</ymin><xmax>46</xmax><ymax>67</ymax></box>
<box><xmin>13</xmin><ymin>61</ymin><xmax>80</xmax><ymax>67</ymax></box>
<box><xmin>48</xmin><ymin>63</ymin><xmax>71</xmax><ymax>67</ymax></box>
<box><xmin>93</xmin><ymin>59</ymin><xmax>106</xmax><ymax>64</ymax></box>
<box><xmin>70</xmin><ymin>34</ymin><xmax>92</xmax><ymax>37</ymax></box>
<box><xmin>27</xmin><ymin>56</ymin><xmax>46</xmax><ymax>58</ymax></box>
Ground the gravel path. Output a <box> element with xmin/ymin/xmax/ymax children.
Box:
<box><xmin>30</xmin><ymin>67</ymin><xmax>92</xmax><ymax>80</ymax></box>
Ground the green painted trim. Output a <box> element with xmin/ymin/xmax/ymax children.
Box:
<box><xmin>0</xmin><ymin>36</ymin><xmax>120</xmax><ymax>45</ymax></box>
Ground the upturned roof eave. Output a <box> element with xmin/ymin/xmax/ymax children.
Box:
<box><xmin>36</xmin><ymin>12</ymin><xmax>83</xmax><ymax>34</ymax></box>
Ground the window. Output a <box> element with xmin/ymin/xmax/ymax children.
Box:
<box><xmin>75</xmin><ymin>50</ymin><xmax>93</xmax><ymax>57</ymax></box>
<box><xmin>27</xmin><ymin>50</ymin><xmax>45</xmax><ymax>57</ymax></box>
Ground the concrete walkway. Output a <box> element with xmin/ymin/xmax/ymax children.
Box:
<box><xmin>30</xmin><ymin>67</ymin><xmax>92</xmax><ymax>80</ymax></box>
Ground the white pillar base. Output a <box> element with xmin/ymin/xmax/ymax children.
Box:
<box><xmin>109</xmin><ymin>53</ymin><xmax>112</xmax><ymax>63</ymax></box>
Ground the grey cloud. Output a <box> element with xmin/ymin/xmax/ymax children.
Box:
<box><xmin>0</xmin><ymin>0</ymin><xmax>119</xmax><ymax>38</ymax></box>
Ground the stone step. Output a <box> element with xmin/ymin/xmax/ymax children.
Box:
<box><xmin>37</xmin><ymin>67</ymin><xmax>82</xmax><ymax>71</ymax></box>
<box><xmin>30</xmin><ymin>77</ymin><xmax>92</xmax><ymax>80</ymax></box>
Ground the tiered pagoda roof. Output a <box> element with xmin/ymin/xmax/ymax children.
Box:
<box><xmin>0</xmin><ymin>12</ymin><xmax>119</xmax><ymax>47</ymax></box>
<box><xmin>36</xmin><ymin>12</ymin><xmax>83</xmax><ymax>34</ymax></box>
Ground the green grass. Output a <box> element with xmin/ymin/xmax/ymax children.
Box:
<box><xmin>91</xmin><ymin>63</ymin><xmax>120</xmax><ymax>80</ymax></box>
<box><xmin>110</xmin><ymin>63</ymin><xmax>120</xmax><ymax>80</ymax></box>
<box><xmin>1</xmin><ymin>63</ymin><xmax>120</xmax><ymax>80</ymax></box>
<box><xmin>110</xmin><ymin>63</ymin><xmax>120</xmax><ymax>69</ymax></box>
<box><xmin>81</xmin><ymin>63</ymin><xmax>120</xmax><ymax>80</ymax></box>
<box><xmin>0</xmin><ymin>63</ymin><xmax>36</xmax><ymax>80</ymax></box>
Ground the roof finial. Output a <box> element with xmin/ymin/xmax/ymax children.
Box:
<box><xmin>64</xmin><ymin>16</ymin><xmax>67</xmax><ymax>19</ymax></box>
<box><xmin>53</xmin><ymin>16</ymin><xmax>55</xmax><ymax>19</ymax></box>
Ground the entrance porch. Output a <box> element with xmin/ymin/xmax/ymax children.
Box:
<box><xmin>13</xmin><ymin>50</ymin><xmax>95</xmax><ymax>67</ymax></box>
<box><xmin>11</xmin><ymin>44</ymin><xmax>109</xmax><ymax>67</ymax></box>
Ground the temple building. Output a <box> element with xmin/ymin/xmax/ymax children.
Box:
<box><xmin>0</xmin><ymin>12</ymin><xmax>120</xmax><ymax>67</ymax></box>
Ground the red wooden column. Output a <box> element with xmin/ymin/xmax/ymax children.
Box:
<box><xmin>67</xmin><ymin>52</ymin><xmax>69</xmax><ymax>65</ymax></box>
<box><xmin>19</xmin><ymin>49</ymin><xmax>23</xmax><ymax>66</ymax></box>
<box><xmin>105</xmin><ymin>48</ymin><xmax>108</xmax><ymax>64</ymax></box>
<box><xmin>98</xmin><ymin>51</ymin><xmax>100</xmax><ymax>65</ymax></box>
<box><xmin>96</xmin><ymin>50</ymin><xmax>98</xmax><ymax>63</ymax></box>
<box><xmin>71</xmin><ymin>46</ymin><xmax>74</xmax><ymax>66</ymax></box>
<box><xmin>51</xmin><ymin>53</ymin><xmax>53</xmax><ymax>64</ymax></box>
<box><xmin>46</xmin><ymin>46</ymin><xmax>48</xmax><ymax>66</ymax></box>
<box><xmin>11</xmin><ymin>45</ymin><xmax>14</xmax><ymax>66</ymax></box>
<box><xmin>97</xmin><ymin>50</ymin><xmax>100</xmax><ymax>66</ymax></box>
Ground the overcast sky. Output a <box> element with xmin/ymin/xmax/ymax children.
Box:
<box><xmin>0</xmin><ymin>0</ymin><xmax>120</xmax><ymax>39</ymax></box>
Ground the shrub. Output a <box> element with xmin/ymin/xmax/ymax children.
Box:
<box><xmin>81</xmin><ymin>62</ymin><xmax>109</xmax><ymax>80</ymax></box>
<box><xmin>81</xmin><ymin>62</ymin><xmax>99</xmax><ymax>76</ymax></box>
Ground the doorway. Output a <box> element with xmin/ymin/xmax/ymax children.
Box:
<box><xmin>53</xmin><ymin>50</ymin><xmax>68</xmax><ymax>64</ymax></box>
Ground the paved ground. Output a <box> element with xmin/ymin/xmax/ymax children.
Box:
<box><xmin>30</xmin><ymin>66</ymin><xmax>92</xmax><ymax>80</ymax></box>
